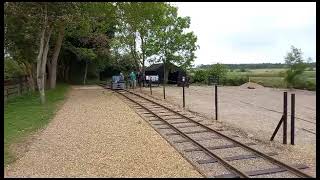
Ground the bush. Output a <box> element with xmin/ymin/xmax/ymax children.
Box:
<box><xmin>222</xmin><ymin>75</ymin><xmax>248</xmax><ymax>86</ymax></box>
<box><xmin>292</xmin><ymin>75</ymin><xmax>316</xmax><ymax>91</ymax></box>
<box><xmin>239</xmin><ymin>68</ymin><xmax>247</xmax><ymax>72</ymax></box>
<box><xmin>193</xmin><ymin>69</ymin><xmax>208</xmax><ymax>83</ymax></box>
<box><xmin>4</xmin><ymin>58</ymin><xmax>25</xmax><ymax>79</ymax></box>
<box><xmin>207</xmin><ymin>63</ymin><xmax>227</xmax><ymax>79</ymax></box>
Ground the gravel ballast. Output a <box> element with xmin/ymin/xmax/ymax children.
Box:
<box><xmin>129</xmin><ymin>88</ymin><xmax>315</xmax><ymax>177</ymax></box>
<box><xmin>4</xmin><ymin>86</ymin><xmax>202</xmax><ymax>178</ymax></box>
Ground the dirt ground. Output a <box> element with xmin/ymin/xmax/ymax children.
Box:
<box><xmin>4</xmin><ymin>86</ymin><xmax>202</xmax><ymax>178</ymax></box>
<box><xmin>138</xmin><ymin>84</ymin><xmax>316</xmax><ymax>159</ymax></box>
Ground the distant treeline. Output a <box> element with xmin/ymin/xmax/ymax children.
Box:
<box><xmin>196</xmin><ymin>62</ymin><xmax>316</xmax><ymax>70</ymax></box>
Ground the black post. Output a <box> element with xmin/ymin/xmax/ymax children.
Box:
<box><xmin>143</xmin><ymin>71</ymin><xmax>145</xmax><ymax>87</ymax></box>
<box><xmin>183</xmin><ymin>82</ymin><xmax>185</xmax><ymax>108</ymax></box>
<box><xmin>270</xmin><ymin>115</ymin><xmax>284</xmax><ymax>141</ymax></box>
<box><xmin>163</xmin><ymin>63</ymin><xmax>166</xmax><ymax>99</ymax></box>
<box><xmin>291</xmin><ymin>94</ymin><xmax>295</xmax><ymax>145</ymax></box>
<box><xmin>149</xmin><ymin>80</ymin><xmax>152</xmax><ymax>95</ymax></box>
<box><xmin>215</xmin><ymin>85</ymin><xmax>218</xmax><ymax>120</ymax></box>
<box><xmin>283</xmin><ymin>92</ymin><xmax>287</xmax><ymax>144</ymax></box>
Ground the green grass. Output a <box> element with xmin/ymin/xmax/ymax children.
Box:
<box><xmin>249</xmin><ymin>77</ymin><xmax>316</xmax><ymax>89</ymax></box>
<box><xmin>4</xmin><ymin>83</ymin><xmax>70</xmax><ymax>166</ymax></box>
<box><xmin>226</xmin><ymin>68</ymin><xmax>316</xmax><ymax>90</ymax></box>
<box><xmin>250</xmin><ymin>77</ymin><xmax>285</xmax><ymax>88</ymax></box>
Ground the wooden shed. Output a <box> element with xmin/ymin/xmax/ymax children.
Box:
<box><xmin>145</xmin><ymin>63</ymin><xmax>186</xmax><ymax>84</ymax></box>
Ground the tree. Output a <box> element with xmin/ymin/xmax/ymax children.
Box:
<box><xmin>4</xmin><ymin>2</ymin><xmax>42</xmax><ymax>91</ymax></box>
<box><xmin>146</xmin><ymin>5</ymin><xmax>198</xmax><ymax>84</ymax></box>
<box><xmin>5</xmin><ymin>2</ymin><xmax>81</xmax><ymax>103</ymax></box>
<box><xmin>284</xmin><ymin>46</ymin><xmax>307</xmax><ymax>88</ymax></box>
<box><xmin>193</xmin><ymin>69</ymin><xmax>208</xmax><ymax>83</ymax></box>
<box><xmin>61</xmin><ymin>3</ymin><xmax>115</xmax><ymax>84</ymax></box>
<box><xmin>4</xmin><ymin>57</ymin><xmax>26</xmax><ymax>79</ymax></box>
<box><xmin>207</xmin><ymin>63</ymin><xmax>228</xmax><ymax>82</ymax></box>
<box><xmin>115</xmin><ymin>2</ymin><xmax>170</xmax><ymax>86</ymax></box>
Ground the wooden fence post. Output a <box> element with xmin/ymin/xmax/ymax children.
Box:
<box><xmin>5</xmin><ymin>88</ymin><xmax>8</xmax><ymax>103</ymax></box>
<box><xmin>215</xmin><ymin>85</ymin><xmax>218</xmax><ymax>120</ymax></box>
<box><xmin>18</xmin><ymin>76</ymin><xmax>22</xmax><ymax>95</ymax></box>
<box><xmin>283</xmin><ymin>92</ymin><xmax>287</xmax><ymax>144</ymax></box>
<box><xmin>291</xmin><ymin>94</ymin><xmax>295</xmax><ymax>145</ymax></box>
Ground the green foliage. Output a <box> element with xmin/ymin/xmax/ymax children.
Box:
<box><xmin>207</xmin><ymin>63</ymin><xmax>227</xmax><ymax>80</ymax></box>
<box><xmin>4</xmin><ymin>58</ymin><xmax>26</xmax><ymax>78</ymax></box>
<box><xmin>193</xmin><ymin>69</ymin><xmax>208</xmax><ymax>83</ymax></box>
<box><xmin>250</xmin><ymin>77</ymin><xmax>284</xmax><ymax>88</ymax></box>
<box><xmin>222</xmin><ymin>76</ymin><xmax>249</xmax><ymax>86</ymax></box>
<box><xmin>4</xmin><ymin>83</ymin><xmax>69</xmax><ymax>165</ymax></box>
<box><xmin>291</xmin><ymin>75</ymin><xmax>316</xmax><ymax>91</ymax></box>
<box><xmin>283</xmin><ymin>46</ymin><xmax>308</xmax><ymax>88</ymax></box>
<box><xmin>239</xmin><ymin>68</ymin><xmax>247</xmax><ymax>72</ymax></box>
<box><xmin>147</xmin><ymin>5</ymin><xmax>198</xmax><ymax>69</ymax></box>
<box><xmin>76</xmin><ymin>48</ymin><xmax>97</xmax><ymax>61</ymax></box>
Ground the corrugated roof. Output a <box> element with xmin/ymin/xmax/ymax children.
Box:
<box><xmin>145</xmin><ymin>63</ymin><xmax>163</xmax><ymax>71</ymax></box>
<box><xmin>145</xmin><ymin>63</ymin><xmax>181</xmax><ymax>72</ymax></box>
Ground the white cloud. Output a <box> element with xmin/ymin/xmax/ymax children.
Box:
<box><xmin>173</xmin><ymin>2</ymin><xmax>316</xmax><ymax>65</ymax></box>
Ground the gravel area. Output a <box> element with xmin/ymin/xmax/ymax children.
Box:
<box><xmin>131</xmin><ymin>87</ymin><xmax>316</xmax><ymax>177</ymax></box>
<box><xmin>139</xmin><ymin>87</ymin><xmax>315</xmax><ymax>148</ymax></box>
<box><xmin>140</xmin><ymin>85</ymin><xmax>316</xmax><ymax>144</ymax></box>
<box><xmin>4</xmin><ymin>86</ymin><xmax>202</xmax><ymax>178</ymax></box>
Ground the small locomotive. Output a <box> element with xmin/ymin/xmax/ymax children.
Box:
<box><xmin>110</xmin><ymin>74</ymin><xmax>126</xmax><ymax>90</ymax></box>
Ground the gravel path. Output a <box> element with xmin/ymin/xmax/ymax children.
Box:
<box><xmin>4</xmin><ymin>86</ymin><xmax>202</xmax><ymax>178</ymax></box>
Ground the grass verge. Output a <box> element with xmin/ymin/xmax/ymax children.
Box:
<box><xmin>4</xmin><ymin>83</ymin><xmax>70</xmax><ymax>166</ymax></box>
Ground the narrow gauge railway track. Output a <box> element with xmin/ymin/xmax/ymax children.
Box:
<box><xmin>100</xmin><ymin>85</ymin><xmax>313</xmax><ymax>178</ymax></box>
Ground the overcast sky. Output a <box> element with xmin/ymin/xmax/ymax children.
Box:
<box><xmin>172</xmin><ymin>2</ymin><xmax>316</xmax><ymax>65</ymax></box>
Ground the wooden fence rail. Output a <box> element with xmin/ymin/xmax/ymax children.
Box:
<box><xmin>4</xmin><ymin>76</ymin><xmax>29</xmax><ymax>103</ymax></box>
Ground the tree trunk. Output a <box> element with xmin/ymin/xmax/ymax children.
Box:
<box><xmin>36</xmin><ymin>24</ymin><xmax>47</xmax><ymax>104</ymax></box>
<box><xmin>49</xmin><ymin>25</ymin><xmax>65</xmax><ymax>89</ymax></box>
<box><xmin>162</xmin><ymin>58</ymin><xmax>166</xmax><ymax>99</ymax></box>
<box><xmin>83</xmin><ymin>60</ymin><xmax>88</xmax><ymax>85</ymax></box>
<box><xmin>27</xmin><ymin>63</ymin><xmax>35</xmax><ymax>91</ymax></box>
<box><xmin>40</xmin><ymin>25</ymin><xmax>53</xmax><ymax>104</ymax></box>
<box><xmin>21</xmin><ymin>62</ymin><xmax>35</xmax><ymax>92</ymax></box>
<box><xmin>36</xmin><ymin>18</ymin><xmax>53</xmax><ymax>104</ymax></box>
<box><xmin>164</xmin><ymin>65</ymin><xmax>170</xmax><ymax>83</ymax></box>
<box><xmin>140</xmin><ymin>36</ymin><xmax>146</xmax><ymax>87</ymax></box>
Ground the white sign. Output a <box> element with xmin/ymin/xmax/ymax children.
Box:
<box><xmin>146</xmin><ymin>75</ymin><xmax>159</xmax><ymax>82</ymax></box>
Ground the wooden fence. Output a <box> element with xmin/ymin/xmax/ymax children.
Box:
<box><xmin>4</xmin><ymin>76</ymin><xmax>29</xmax><ymax>103</ymax></box>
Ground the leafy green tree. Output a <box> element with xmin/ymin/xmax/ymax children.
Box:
<box><xmin>77</xmin><ymin>48</ymin><xmax>97</xmax><ymax>84</ymax></box>
<box><xmin>5</xmin><ymin>2</ymin><xmax>81</xmax><ymax>103</ymax></box>
<box><xmin>4</xmin><ymin>2</ymin><xmax>42</xmax><ymax>91</ymax></box>
<box><xmin>207</xmin><ymin>63</ymin><xmax>228</xmax><ymax>82</ymax></box>
<box><xmin>60</xmin><ymin>2</ymin><xmax>116</xmax><ymax>84</ymax></box>
<box><xmin>193</xmin><ymin>69</ymin><xmax>208</xmax><ymax>83</ymax></box>
<box><xmin>284</xmin><ymin>46</ymin><xmax>307</xmax><ymax>88</ymax></box>
<box><xmin>4</xmin><ymin>57</ymin><xmax>26</xmax><ymax>79</ymax></box>
<box><xmin>114</xmin><ymin>2</ymin><xmax>169</xmax><ymax>86</ymax></box>
<box><xmin>146</xmin><ymin>5</ymin><xmax>198</xmax><ymax>83</ymax></box>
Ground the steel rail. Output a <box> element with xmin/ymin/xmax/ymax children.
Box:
<box><xmin>124</xmin><ymin>89</ymin><xmax>313</xmax><ymax>178</ymax></box>
<box><xmin>117</xmin><ymin>90</ymin><xmax>250</xmax><ymax>178</ymax></box>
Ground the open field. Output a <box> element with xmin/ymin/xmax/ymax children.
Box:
<box><xmin>224</xmin><ymin>69</ymin><xmax>316</xmax><ymax>90</ymax></box>
<box><xmin>4</xmin><ymin>84</ymin><xmax>70</xmax><ymax>166</ymax></box>
<box><xmin>139</xmin><ymin>85</ymin><xmax>316</xmax><ymax>158</ymax></box>
<box><xmin>227</xmin><ymin>69</ymin><xmax>316</xmax><ymax>78</ymax></box>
